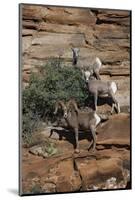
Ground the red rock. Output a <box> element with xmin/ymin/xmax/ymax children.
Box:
<box><xmin>21</xmin><ymin>4</ymin><xmax>130</xmax><ymax>112</ymax></box>
<box><xmin>22</xmin><ymin>5</ymin><xmax>47</xmax><ymax>21</ymax></box>
<box><xmin>97</xmin><ymin>113</ymin><xmax>130</xmax><ymax>146</ymax></box>
<box><xmin>22</xmin><ymin>71</ymin><xmax>30</xmax><ymax>82</ymax></box>
<box><xmin>20</xmin><ymin>5</ymin><xmax>131</xmax><ymax>194</ymax></box>
<box><xmin>52</xmin><ymin>159</ymin><xmax>81</xmax><ymax>192</ymax></box>
<box><xmin>75</xmin><ymin>157</ymin><xmax>123</xmax><ymax>190</ymax></box>
<box><xmin>96</xmin><ymin>10</ymin><xmax>130</xmax><ymax>26</ymax></box>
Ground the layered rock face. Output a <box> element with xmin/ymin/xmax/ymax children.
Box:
<box><xmin>21</xmin><ymin>4</ymin><xmax>131</xmax><ymax>111</ymax></box>
<box><xmin>22</xmin><ymin>114</ymin><xmax>130</xmax><ymax>194</ymax></box>
<box><xmin>20</xmin><ymin>4</ymin><xmax>131</xmax><ymax>194</ymax></box>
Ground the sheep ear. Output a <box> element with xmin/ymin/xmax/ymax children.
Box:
<box><xmin>71</xmin><ymin>47</ymin><xmax>74</xmax><ymax>52</ymax></box>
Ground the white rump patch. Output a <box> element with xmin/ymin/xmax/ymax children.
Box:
<box><xmin>94</xmin><ymin>113</ymin><xmax>101</xmax><ymax>126</ymax></box>
<box><xmin>84</xmin><ymin>70</ymin><xmax>91</xmax><ymax>82</ymax></box>
<box><xmin>111</xmin><ymin>82</ymin><xmax>117</xmax><ymax>94</ymax></box>
<box><xmin>95</xmin><ymin>57</ymin><xmax>102</xmax><ymax>69</ymax></box>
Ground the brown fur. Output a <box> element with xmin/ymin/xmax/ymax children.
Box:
<box><xmin>54</xmin><ymin>100</ymin><xmax>100</xmax><ymax>153</ymax></box>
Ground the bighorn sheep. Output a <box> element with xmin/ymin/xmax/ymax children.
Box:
<box><xmin>84</xmin><ymin>75</ymin><xmax>120</xmax><ymax>114</ymax></box>
<box><xmin>71</xmin><ymin>47</ymin><xmax>102</xmax><ymax>80</ymax></box>
<box><xmin>54</xmin><ymin>100</ymin><xmax>101</xmax><ymax>153</ymax></box>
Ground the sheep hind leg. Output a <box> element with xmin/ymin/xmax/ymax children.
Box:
<box><xmin>109</xmin><ymin>90</ymin><xmax>120</xmax><ymax>114</ymax></box>
<box><xmin>94</xmin><ymin>70</ymin><xmax>101</xmax><ymax>80</ymax></box>
<box><xmin>112</xmin><ymin>102</ymin><xmax>120</xmax><ymax>114</ymax></box>
<box><xmin>88</xmin><ymin>125</ymin><xmax>96</xmax><ymax>152</ymax></box>
<box><xmin>93</xmin><ymin>92</ymin><xmax>98</xmax><ymax>111</ymax></box>
<box><xmin>117</xmin><ymin>102</ymin><xmax>120</xmax><ymax>113</ymax></box>
<box><xmin>111</xmin><ymin>103</ymin><xmax>115</xmax><ymax>114</ymax></box>
<box><xmin>74</xmin><ymin>128</ymin><xmax>80</xmax><ymax>154</ymax></box>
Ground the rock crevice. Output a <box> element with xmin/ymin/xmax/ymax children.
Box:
<box><xmin>21</xmin><ymin>5</ymin><xmax>130</xmax><ymax>111</ymax></box>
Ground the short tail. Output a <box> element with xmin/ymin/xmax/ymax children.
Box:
<box><xmin>95</xmin><ymin>57</ymin><xmax>102</xmax><ymax>69</ymax></box>
<box><xmin>110</xmin><ymin>82</ymin><xmax>117</xmax><ymax>94</ymax></box>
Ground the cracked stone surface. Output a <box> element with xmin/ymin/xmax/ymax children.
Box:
<box><xmin>20</xmin><ymin>5</ymin><xmax>131</xmax><ymax>195</ymax></box>
<box><xmin>21</xmin><ymin>5</ymin><xmax>130</xmax><ymax>112</ymax></box>
<box><xmin>21</xmin><ymin>114</ymin><xmax>130</xmax><ymax>194</ymax></box>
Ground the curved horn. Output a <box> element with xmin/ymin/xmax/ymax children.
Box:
<box><xmin>54</xmin><ymin>101</ymin><xmax>66</xmax><ymax>115</ymax></box>
<box><xmin>71</xmin><ymin>47</ymin><xmax>74</xmax><ymax>52</ymax></box>
<box><xmin>67</xmin><ymin>99</ymin><xmax>79</xmax><ymax>113</ymax></box>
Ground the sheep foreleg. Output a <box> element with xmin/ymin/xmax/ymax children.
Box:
<box><xmin>88</xmin><ymin>125</ymin><xmax>96</xmax><ymax>152</ymax></box>
<box><xmin>74</xmin><ymin>128</ymin><xmax>80</xmax><ymax>153</ymax></box>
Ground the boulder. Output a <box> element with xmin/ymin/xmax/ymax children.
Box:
<box><xmin>97</xmin><ymin>113</ymin><xmax>130</xmax><ymax>146</ymax></box>
<box><xmin>75</xmin><ymin>156</ymin><xmax>124</xmax><ymax>190</ymax></box>
<box><xmin>44</xmin><ymin>158</ymin><xmax>82</xmax><ymax>192</ymax></box>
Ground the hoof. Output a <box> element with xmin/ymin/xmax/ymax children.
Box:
<box><xmin>75</xmin><ymin>149</ymin><xmax>80</xmax><ymax>154</ymax></box>
<box><xmin>88</xmin><ymin>147</ymin><xmax>90</xmax><ymax>151</ymax></box>
<box><xmin>91</xmin><ymin>148</ymin><xmax>95</xmax><ymax>153</ymax></box>
<box><xmin>88</xmin><ymin>146</ymin><xmax>95</xmax><ymax>152</ymax></box>
<box><xmin>117</xmin><ymin>109</ymin><xmax>121</xmax><ymax>114</ymax></box>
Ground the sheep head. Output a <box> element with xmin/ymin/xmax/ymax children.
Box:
<box><xmin>54</xmin><ymin>99</ymin><xmax>79</xmax><ymax>119</ymax></box>
<box><xmin>54</xmin><ymin>101</ymin><xmax>67</xmax><ymax>117</ymax></box>
<box><xmin>71</xmin><ymin>48</ymin><xmax>80</xmax><ymax>65</ymax></box>
<box><xmin>81</xmin><ymin>69</ymin><xmax>93</xmax><ymax>83</ymax></box>
<box><xmin>66</xmin><ymin>99</ymin><xmax>79</xmax><ymax>113</ymax></box>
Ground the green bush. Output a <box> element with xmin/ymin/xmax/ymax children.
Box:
<box><xmin>22</xmin><ymin>58</ymin><xmax>89</xmax><ymax>140</ymax></box>
<box><xmin>22</xmin><ymin>111</ymin><xmax>42</xmax><ymax>145</ymax></box>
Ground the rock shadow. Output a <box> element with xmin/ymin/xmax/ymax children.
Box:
<box><xmin>50</xmin><ymin>128</ymin><xmax>94</xmax><ymax>149</ymax></box>
<box><xmin>88</xmin><ymin>95</ymin><xmax>117</xmax><ymax>112</ymax></box>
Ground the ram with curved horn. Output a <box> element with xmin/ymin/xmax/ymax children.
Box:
<box><xmin>54</xmin><ymin>99</ymin><xmax>102</xmax><ymax>153</ymax></box>
<box><xmin>53</xmin><ymin>100</ymin><xmax>67</xmax><ymax>115</ymax></box>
